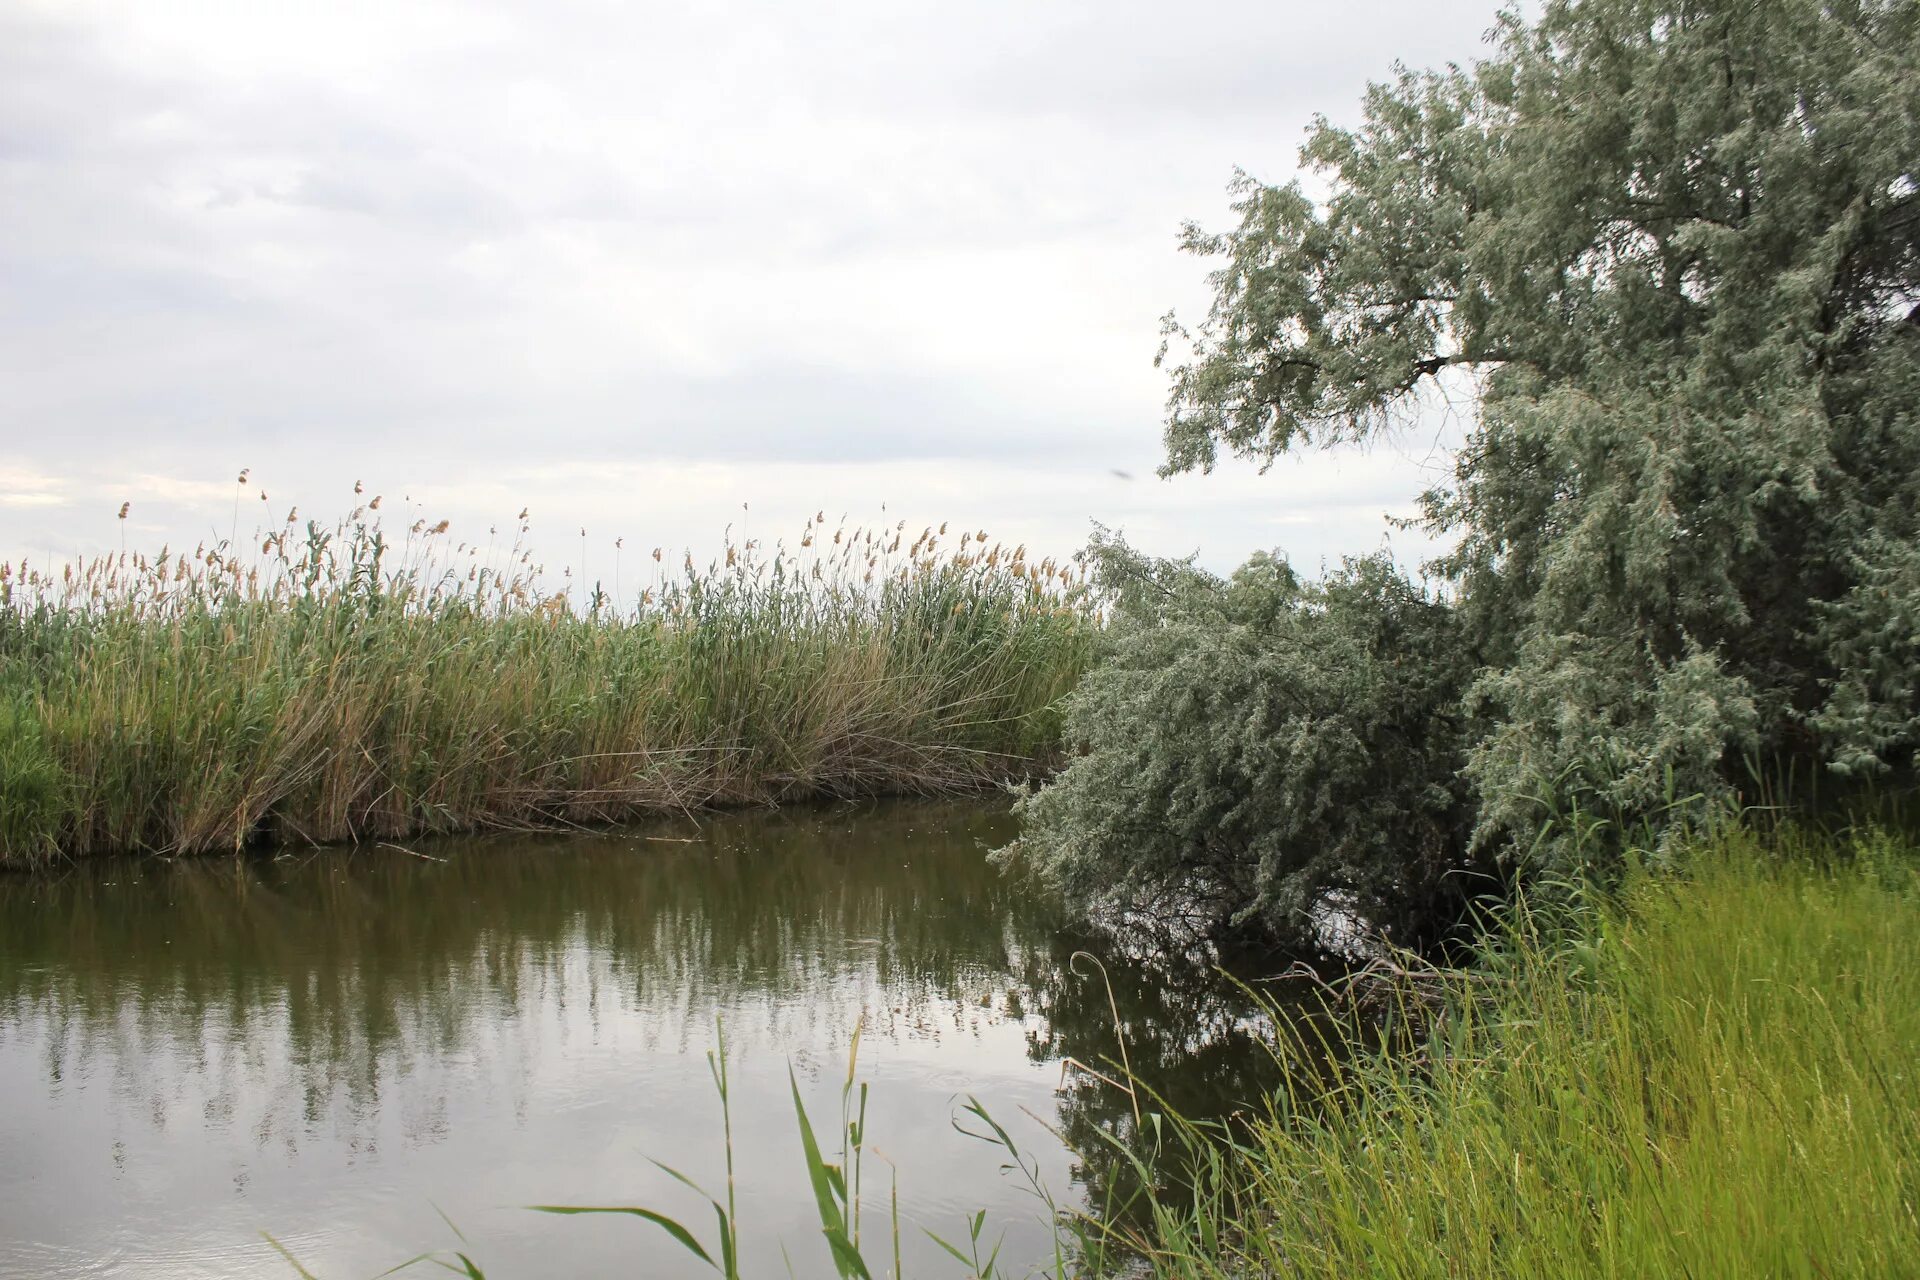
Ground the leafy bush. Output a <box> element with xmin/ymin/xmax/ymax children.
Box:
<box><xmin>1007</xmin><ymin>536</ymin><xmax>1485</xmax><ymax>951</ymax></box>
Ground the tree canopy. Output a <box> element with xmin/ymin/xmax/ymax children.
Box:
<box><xmin>1013</xmin><ymin>0</ymin><xmax>1920</xmax><ymax>946</ymax></box>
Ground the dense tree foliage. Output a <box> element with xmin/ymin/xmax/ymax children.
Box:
<box><xmin>1011</xmin><ymin>537</ymin><xmax>1483</xmax><ymax>949</ymax></box>
<box><xmin>1014</xmin><ymin>0</ymin><xmax>1920</xmax><ymax>944</ymax></box>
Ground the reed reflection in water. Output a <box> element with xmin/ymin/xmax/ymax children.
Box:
<box><xmin>0</xmin><ymin>801</ymin><xmax>1279</xmax><ymax>1279</ymax></box>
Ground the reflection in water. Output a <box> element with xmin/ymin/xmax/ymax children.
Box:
<box><xmin>0</xmin><ymin>801</ymin><xmax>1287</xmax><ymax>1278</ymax></box>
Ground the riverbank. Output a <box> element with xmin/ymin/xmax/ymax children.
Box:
<box><xmin>1095</xmin><ymin>826</ymin><xmax>1920</xmax><ymax>1278</ymax></box>
<box><xmin>0</xmin><ymin>513</ymin><xmax>1093</xmax><ymax>864</ymax></box>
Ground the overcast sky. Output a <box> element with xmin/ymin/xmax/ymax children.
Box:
<box><xmin>1</xmin><ymin>0</ymin><xmax>1496</xmax><ymax>586</ymax></box>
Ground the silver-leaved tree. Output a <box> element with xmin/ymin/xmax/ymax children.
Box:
<box><xmin>1012</xmin><ymin>0</ymin><xmax>1920</xmax><ymax>947</ymax></box>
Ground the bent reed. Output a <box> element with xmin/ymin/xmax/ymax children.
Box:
<box><xmin>0</xmin><ymin>496</ymin><xmax>1093</xmax><ymax>865</ymax></box>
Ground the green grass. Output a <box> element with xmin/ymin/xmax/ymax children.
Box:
<box><xmin>0</xmin><ymin>506</ymin><xmax>1094</xmax><ymax>863</ymax></box>
<box><xmin>1101</xmin><ymin>826</ymin><xmax>1920</xmax><ymax>1278</ymax></box>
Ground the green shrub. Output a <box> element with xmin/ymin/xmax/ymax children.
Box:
<box><xmin>1005</xmin><ymin>536</ymin><xmax>1486</xmax><ymax>951</ymax></box>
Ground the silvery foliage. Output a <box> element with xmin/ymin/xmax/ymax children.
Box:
<box><xmin>1008</xmin><ymin>535</ymin><xmax>1483</xmax><ymax>949</ymax></box>
<box><xmin>1020</xmin><ymin>0</ymin><xmax>1920</xmax><ymax>934</ymax></box>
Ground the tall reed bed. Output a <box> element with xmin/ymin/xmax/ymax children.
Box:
<box><xmin>0</xmin><ymin>498</ymin><xmax>1094</xmax><ymax>864</ymax></box>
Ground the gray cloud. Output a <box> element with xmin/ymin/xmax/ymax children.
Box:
<box><xmin>0</xmin><ymin>0</ymin><xmax>1495</xmax><ymax>573</ymax></box>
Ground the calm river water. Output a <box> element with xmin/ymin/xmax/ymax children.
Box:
<box><xmin>0</xmin><ymin>801</ymin><xmax>1280</xmax><ymax>1278</ymax></box>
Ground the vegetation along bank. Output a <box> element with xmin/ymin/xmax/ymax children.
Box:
<box><xmin>0</xmin><ymin>511</ymin><xmax>1093</xmax><ymax>864</ymax></box>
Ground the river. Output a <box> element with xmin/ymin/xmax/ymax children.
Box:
<box><xmin>0</xmin><ymin>800</ymin><xmax>1283</xmax><ymax>1278</ymax></box>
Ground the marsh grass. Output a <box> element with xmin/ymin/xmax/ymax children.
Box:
<box><xmin>0</xmin><ymin>500</ymin><xmax>1093</xmax><ymax>863</ymax></box>
<box><xmin>1089</xmin><ymin>825</ymin><xmax>1920</xmax><ymax>1278</ymax></box>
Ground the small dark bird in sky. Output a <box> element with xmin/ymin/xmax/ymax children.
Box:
<box><xmin>1110</xmin><ymin>468</ymin><xmax>1134</xmax><ymax>481</ymax></box>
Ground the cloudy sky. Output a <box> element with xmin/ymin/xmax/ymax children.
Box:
<box><xmin>2</xmin><ymin>0</ymin><xmax>1495</xmax><ymax>586</ymax></box>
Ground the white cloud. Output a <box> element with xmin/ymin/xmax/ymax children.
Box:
<box><xmin>1</xmin><ymin>0</ymin><xmax>1495</xmax><ymax>578</ymax></box>
<box><xmin>0</xmin><ymin>461</ymin><xmax>71</xmax><ymax>508</ymax></box>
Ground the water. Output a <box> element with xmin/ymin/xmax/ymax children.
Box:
<box><xmin>0</xmin><ymin>801</ymin><xmax>1281</xmax><ymax>1278</ymax></box>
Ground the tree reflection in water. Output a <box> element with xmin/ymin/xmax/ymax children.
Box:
<box><xmin>0</xmin><ymin>801</ymin><xmax>1316</xmax><ymax>1277</ymax></box>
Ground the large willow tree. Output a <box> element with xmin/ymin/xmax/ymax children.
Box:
<box><xmin>1015</xmin><ymin>0</ymin><xmax>1920</xmax><ymax>946</ymax></box>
